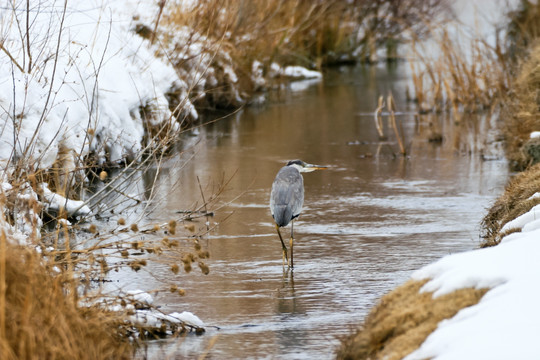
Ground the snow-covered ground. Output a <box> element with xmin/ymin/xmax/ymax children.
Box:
<box><xmin>0</xmin><ymin>1</ymin><xmax>195</xmax><ymax>171</ymax></box>
<box><xmin>402</xmin><ymin>195</ymin><xmax>540</xmax><ymax>360</ymax></box>
<box><xmin>0</xmin><ymin>0</ymin><xmax>321</xmax><ymax>233</ymax></box>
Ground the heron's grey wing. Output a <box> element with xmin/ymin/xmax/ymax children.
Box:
<box><xmin>288</xmin><ymin>173</ymin><xmax>304</xmax><ymax>218</ymax></box>
<box><xmin>270</xmin><ymin>167</ymin><xmax>304</xmax><ymax>227</ymax></box>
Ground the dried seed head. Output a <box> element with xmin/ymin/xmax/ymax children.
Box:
<box><xmin>170</xmin><ymin>284</ymin><xmax>178</xmax><ymax>293</ymax></box>
<box><xmin>152</xmin><ymin>224</ymin><xmax>160</xmax><ymax>232</ymax></box>
<box><xmin>171</xmin><ymin>264</ymin><xmax>180</xmax><ymax>274</ymax></box>
<box><xmin>118</xmin><ymin>218</ymin><xmax>126</xmax><ymax>226</ymax></box>
<box><xmin>131</xmin><ymin>241</ymin><xmax>143</xmax><ymax>250</ymax></box>
<box><xmin>197</xmin><ymin>250</ymin><xmax>210</xmax><ymax>259</ymax></box>
<box><xmin>99</xmin><ymin>259</ymin><xmax>109</xmax><ymax>273</ymax></box>
<box><xmin>170</xmin><ymin>240</ymin><xmax>179</xmax><ymax>248</ymax></box>
<box><xmin>130</xmin><ymin>223</ymin><xmax>139</xmax><ymax>232</ymax></box>
<box><xmin>88</xmin><ymin>224</ymin><xmax>98</xmax><ymax>234</ymax></box>
<box><xmin>198</xmin><ymin>261</ymin><xmax>209</xmax><ymax>275</ymax></box>
<box><xmin>130</xmin><ymin>261</ymin><xmax>141</xmax><ymax>271</ymax></box>
<box><xmin>184</xmin><ymin>223</ymin><xmax>196</xmax><ymax>232</ymax></box>
<box><xmin>121</xmin><ymin>250</ymin><xmax>129</xmax><ymax>258</ymax></box>
<box><xmin>88</xmin><ymin>128</ymin><xmax>95</xmax><ymax>136</ymax></box>
<box><xmin>177</xmin><ymin>288</ymin><xmax>186</xmax><ymax>296</ymax></box>
<box><xmin>194</xmin><ymin>242</ymin><xmax>201</xmax><ymax>251</ymax></box>
<box><xmin>99</xmin><ymin>171</ymin><xmax>108</xmax><ymax>181</ymax></box>
<box><xmin>168</xmin><ymin>220</ymin><xmax>177</xmax><ymax>235</ymax></box>
<box><xmin>181</xmin><ymin>254</ymin><xmax>192</xmax><ymax>265</ymax></box>
<box><xmin>183</xmin><ymin>262</ymin><xmax>192</xmax><ymax>273</ymax></box>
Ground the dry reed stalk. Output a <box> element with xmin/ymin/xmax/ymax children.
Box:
<box><xmin>374</xmin><ymin>95</ymin><xmax>385</xmax><ymax>139</ymax></box>
<box><xmin>408</xmin><ymin>19</ymin><xmax>510</xmax><ymax>116</ymax></box>
<box><xmin>388</xmin><ymin>93</ymin><xmax>406</xmax><ymax>155</ymax></box>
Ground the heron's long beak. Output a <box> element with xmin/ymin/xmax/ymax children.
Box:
<box><xmin>302</xmin><ymin>163</ymin><xmax>328</xmax><ymax>173</ymax></box>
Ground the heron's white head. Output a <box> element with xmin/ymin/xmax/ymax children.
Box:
<box><xmin>286</xmin><ymin>159</ymin><xmax>327</xmax><ymax>173</ymax></box>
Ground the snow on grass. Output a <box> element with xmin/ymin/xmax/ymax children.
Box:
<box><xmin>0</xmin><ymin>0</ymin><xmax>211</xmax><ymax>330</ymax></box>
<box><xmin>40</xmin><ymin>183</ymin><xmax>91</xmax><ymax>217</ymax></box>
<box><xmin>0</xmin><ymin>0</ymin><xmax>190</xmax><ymax>170</ymax></box>
<box><xmin>282</xmin><ymin>66</ymin><xmax>322</xmax><ymax>80</ymax></box>
<box><xmin>405</xmin><ymin>204</ymin><xmax>540</xmax><ymax>360</ymax></box>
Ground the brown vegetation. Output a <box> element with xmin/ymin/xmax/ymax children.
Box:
<box><xmin>336</xmin><ymin>280</ymin><xmax>488</xmax><ymax>360</ymax></box>
<box><xmin>0</xmin><ymin>230</ymin><xmax>132</xmax><ymax>359</ymax></box>
<box><xmin>409</xmin><ymin>25</ymin><xmax>510</xmax><ymax>115</ymax></box>
<box><xmin>481</xmin><ymin>162</ymin><xmax>540</xmax><ymax>246</ymax></box>
<box><xmin>498</xmin><ymin>2</ymin><xmax>540</xmax><ymax>169</ymax></box>
<box><xmin>157</xmin><ymin>0</ymin><xmax>451</xmax><ymax>108</ymax></box>
<box><xmin>502</xmin><ymin>42</ymin><xmax>540</xmax><ymax>169</ymax></box>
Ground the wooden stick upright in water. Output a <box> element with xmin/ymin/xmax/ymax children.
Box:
<box><xmin>388</xmin><ymin>93</ymin><xmax>406</xmax><ymax>156</ymax></box>
<box><xmin>374</xmin><ymin>95</ymin><xmax>385</xmax><ymax>140</ymax></box>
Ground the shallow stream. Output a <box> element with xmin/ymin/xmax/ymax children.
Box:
<box><xmin>115</xmin><ymin>64</ymin><xmax>509</xmax><ymax>359</ymax></box>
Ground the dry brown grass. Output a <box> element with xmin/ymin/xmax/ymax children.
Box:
<box><xmin>496</xmin><ymin>2</ymin><xmax>540</xmax><ymax>169</ymax></box>
<box><xmin>481</xmin><ymin>162</ymin><xmax>540</xmax><ymax>246</ymax></box>
<box><xmin>409</xmin><ymin>27</ymin><xmax>510</xmax><ymax>115</ymax></box>
<box><xmin>502</xmin><ymin>42</ymin><xmax>540</xmax><ymax>169</ymax></box>
<box><xmin>507</xmin><ymin>1</ymin><xmax>540</xmax><ymax>60</ymax></box>
<box><xmin>164</xmin><ymin>0</ymin><xmax>360</xmax><ymax>71</ymax></box>
<box><xmin>0</xmin><ymin>230</ymin><xmax>132</xmax><ymax>360</ymax></box>
<box><xmin>336</xmin><ymin>279</ymin><xmax>488</xmax><ymax>360</ymax></box>
<box><xmin>157</xmin><ymin>0</ymin><xmax>451</xmax><ymax>107</ymax></box>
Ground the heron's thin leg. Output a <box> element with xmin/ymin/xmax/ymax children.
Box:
<box><xmin>276</xmin><ymin>224</ymin><xmax>289</xmax><ymax>267</ymax></box>
<box><xmin>290</xmin><ymin>220</ymin><xmax>294</xmax><ymax>269</ymax></box>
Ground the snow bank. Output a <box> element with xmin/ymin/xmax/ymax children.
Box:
<box><xmin>406</xmin><ymin>204</ymin><xmax>540</xmax><ymax>360</ymax></box>
<box><xmin>0</xmin><ymin>0</ymin><xmax>218</xmax><ymax>234</ymax></box>
<box><xmin>0</xmin><ymin>1</ymin><xmax>190</xmax><ymax>170</ymax></box>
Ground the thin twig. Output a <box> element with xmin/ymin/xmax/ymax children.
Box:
<box><xmin>388</xmin><ymin>93</ymin><xmax>406</xmax><ymax>156</ymax></box>
<box><xmin>374</xmin><ymin>95</ymin><xmax>385</xmax><ymax>139</ymax></box>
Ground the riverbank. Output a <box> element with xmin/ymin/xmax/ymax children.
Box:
<box><xmin>337</xmin><ymin>2</ymin><xmax>540</xmax><ymax>358</ymax></box>
<box><xmin>337</xmin><ymin>164</ymin><xmax>540</xmax><ymax>360</ymax></box>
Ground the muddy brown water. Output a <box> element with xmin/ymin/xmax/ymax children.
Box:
<box><xmin>110</xmin><ymin>64</ymin><xmax>509</xmax><ymax>359</ymax></box>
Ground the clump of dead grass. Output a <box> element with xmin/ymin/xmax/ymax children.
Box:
<box><xmin>502</xmin><ymin>42</ymin><xmax>540</xmax><ymax>169</ymax></box>
<box><xmin>481</xmin><ymin>162</ymin><xmax>540</xmax><ymax>246</ymax></box>
<box><xmin>0</xmin><ymin>230</ymin><xmax>132</xmax><ymax>359</ymax></box>
<box><xmin>496</xmin><ymin>1</ymin><xmax>540</xmax><ymax>169</ymax></box>
<box><xmin>336</xmin><ymin>279</ymin><xmax>488</xmax><ymax>360</ymax></box>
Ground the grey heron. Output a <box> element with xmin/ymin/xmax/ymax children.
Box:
<box><xmin>270</xmin><ymin>160</ymin><xmax>327</xmax><ymax>268</ymax></box>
